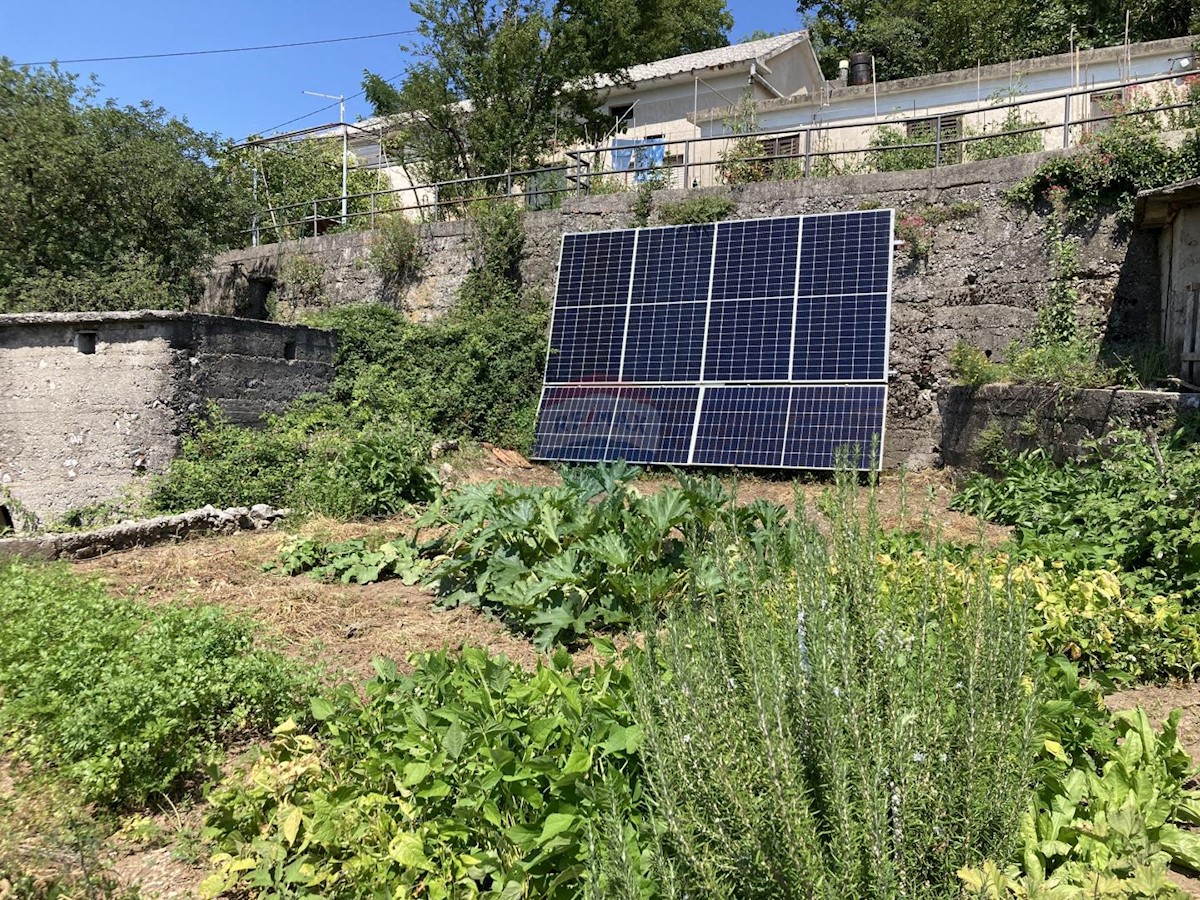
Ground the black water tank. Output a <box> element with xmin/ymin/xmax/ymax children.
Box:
<box><xmin>849</xmin><ymin>52</ymin><xmax>874</xmax><ymax>86</ymax></box>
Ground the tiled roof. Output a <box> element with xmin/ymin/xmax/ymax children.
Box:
<box><xmin>596</xmin><ymin>30</ymin><xmax>808</xmax><ymax>88</ymax></box>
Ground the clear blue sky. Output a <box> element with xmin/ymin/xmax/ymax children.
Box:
<box><xmin>4</xmin><ymin>1</ymin><xmax>805</xmax><ymax>143</ymax></box>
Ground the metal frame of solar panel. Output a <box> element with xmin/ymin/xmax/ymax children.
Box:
<box><xmin>532</xmin><ymin>210</ymin><xmax>895</xmax><ymax>470</ymax></box>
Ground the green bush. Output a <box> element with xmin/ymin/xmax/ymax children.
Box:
<box><xmin>1007</xmin><ymin>117</ymin><xmax>1200</xmax><ymax>225</ymax></box>
<box><xmin>146</xmin><ymin>406</ymin><xmax>305</xmax><ymax>512</ymax></box>
<box><xmin>310</xmin><ymin>303</ymin><xmax>548</xmax><ymax>451</ymax></box>
<box><xmin>370</xmin><ymin>213</ymin><xmax>424</xmax><ymax>288</ymax></box>
<box><xmin>0</xmin><ymin>561</ymin><xmax>306</xmax><ymax>806</ymax></box>
<box><xmin>963</xmin><ymin>109</ymin><xmax>1046</xmax><ymax>162</ymax></box>
<box><xmin>202</xmin><ymin>649</ymin><xmax>643</xmax><ymax>900</ymax></box>
<box><xmin>869</xmin><ymin>125</ymin><xmax>937</xmax><ymax>172</ymax></box>
<box><xmin>657</xmin><ymin>195</ymin><xmax>738</xmax><ymax>225</ymax></box>
<box><xmin>613</xmin><ymin>477</ymin><xmax>1038</xmax><ymax>898</ymax></box>
<box><xmin>147</xmin><ymin>405</ymin><xmax>438</xmax><ymax>517</ymax></box>
<box><xmin>949</xmin><ymin>339</ymin><xmax>1137</xmax><ymax>389</ymax></box>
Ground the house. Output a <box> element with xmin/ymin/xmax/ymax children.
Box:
<box><xmin>684</xmin><ymin>34</ymin><xmax>1198</xmax><ymax>180</ymax></box>
<box><xmin>585</xmin><ymin>31</ymin><xmax>825</xmax><ymax>183</ymax></box>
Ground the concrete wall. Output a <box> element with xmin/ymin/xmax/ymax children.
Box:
<box><xmin>0</xmin><ymin>311</ymin><xmax>335</xmax><ymax>528</ymax></box>
<box><xmin>940</xmin><ymin>383</ymin><xmax>1200</xmax><ymax>469</ymax></box>
<box><xmin>200</xmin><ymin>150</ymin><xmax>1163</xmax><ymax>471</ymax></box>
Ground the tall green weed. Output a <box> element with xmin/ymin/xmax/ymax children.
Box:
<box><xmin>618</xmin><ymin>477</ymin><xmax>1038</xmax><ymax>898</ymax></box>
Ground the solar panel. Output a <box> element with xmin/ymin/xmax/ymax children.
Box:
<box><xmin>533</xmin><ymin>210</ymin><xmax>895</xmax><ymax>470</ymax></box>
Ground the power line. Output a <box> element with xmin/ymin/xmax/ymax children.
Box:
<box><xmin>15</xmin><ymin>29</ymin><xmax>417</xmax><ymax>66</ymax></box>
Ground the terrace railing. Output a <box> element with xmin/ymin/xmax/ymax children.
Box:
<box><xmin>247</xmin><ymin>68</ymin><xmax>1200</xmax><ymax>246</ymax></box>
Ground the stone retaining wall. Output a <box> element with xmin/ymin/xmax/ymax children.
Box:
<box><xmin>200</xmin><ymin>151</ymin><xmax>1163</xmax><ymax>470</ymax></box>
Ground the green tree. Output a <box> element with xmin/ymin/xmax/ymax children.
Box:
<box><xmin>363</xmin><ymin>0</ymin><xmax>732</xmax><ymax>187</ymax></box>
<box><xmin>217</xmin><ymin>137</ymin><xmax>393</xmax><ymax>242</ymax></box>
<box><xmin>0</xmin><ymin>60</ymin><xmax>248</xmax><ymax>312</ymax></box>
<box><xmin>800</xmin><ymin>0</ymin><xmax>1199</xmax><ymax>81</ymax></box>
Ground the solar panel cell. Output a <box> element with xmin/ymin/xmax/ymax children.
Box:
<box><xmin>711</xmin><ymin>218</ymin><xmax>800</xmax><ymax>300</ymax></box>
<box><xmin>622</xmin><ymin>301</ymin><xmax>706</xmax><ymax>382</ymax></box>
<box><xmin>556</xmin><ymin>231</ymin><xmax>636</xmax><ymax>307</ymax></box>
<box><xmin>782</xmin><ymin>385</ymin><xmax>887</xmax><ymax>469</ymax></box>
<box><xmin>545</xmin><ymin>304</ymin><xmax>627</xmax><ymax>384</ymax></box>
<box><xmin>610</xmin><ymin>386</ymin><xmax>700</xmax><ymax>464</ymax></box>
<box><xmin>693</xmin><ymin>386</ymin><xmax>792</xmax><ymax>467</ymax></box>
<box><xmin>703</xmin><ymin>297</ymin><xmax>794</xmax><ymax>382</ymax></box>
<box><xmin>631</xmin><ymin>225</ymin><xmax>714</xmax><ymax>303</ymax></box>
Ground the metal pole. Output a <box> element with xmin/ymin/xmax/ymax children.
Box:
<box><xmin>1062</xmin><ymin>95</ymin><xmax>1071</xmax><ymax>148</ymax></box>
<box><xmin>803</xmin><ymin>128</ymin><xmax>812</xmax><ymax>177</ymax></box>
<box><xmin>340</xmin><ymin>96</ymin><xmax>348</xmax><ymax>224</ymax></box>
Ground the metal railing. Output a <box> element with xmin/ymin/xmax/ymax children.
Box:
<box><xmin>247</xmin><ymin>68</ymin><xmax>1200</xmax><ymax>245</ymax></box>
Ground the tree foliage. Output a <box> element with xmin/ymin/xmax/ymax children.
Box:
<box><xmin>0</xmin><ymin>60</ymin><xmax>248</xmax><ymax>312</ymax></box>
<box><xmin>217</xmin><ymin>137</ymin><xmax>393</xmax><ymax>242</ymax></box>
<box><xmin>364</xmin><ymin>0</ymin><xmax>732</xmax><ymax>185</ymax></box>
<box><xmin>799</xmin><ymin>0</ymin><xmax>1199</xmax><ymax>81</ymax></box>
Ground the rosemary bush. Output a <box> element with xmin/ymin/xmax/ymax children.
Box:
<box><xmin>617</xmin><ymin>477</ymin><xmax>1038</xmax><ymax>899</ymax></box>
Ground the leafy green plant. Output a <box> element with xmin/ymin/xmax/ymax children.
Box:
<box><xmin>869</xmin><ymin>124</ymin><xmax>937</xmax><ymax>172</ymax></box>
<box><xmin>953</xmin><ymin>428</ymin><xmax>1200</xmax><ymax>602</ymax></box>
<box><xmin>1006</xmin><ymin>116</ymin><xmax>1200</xmax><ymax>226</ymax></box>
<box><xmin>276</xmin><ymin>254</ymin><xmax>326</xmax><ymax>315</ymax></box>
<box><xmin>297</xmin><ymin>423</ymin><xmax>439</xmax><ymax>519</ymax></box>
<box><xmin>425</xmin><ymin>464</ymin><xmax>732</xmax><ymax>647</ymax></box>
<box><xmin>146</xmin><ymin>405</ymin><xmax>305</xmax><ymax>513</ymax></box>
<box><xmin>657</xmin><ymin>195</ymin><xmax>738</xmax><ymax>225</ymax></box>
<box><xmin>370</xmin><ymin>213</ymin><xmax>424</xmax><ymax>289</ymax></box>
<box><xmin>963</xmin><ymin>108</ymin><xmax>1046</xmax><ymax>162</ymax></box>
<box><xmin>202</xmin><ymin>648</ymin><xmax>643</xmax><ymax>900</ymax></box>
<box><xmin>963</xmin><ymin>663</ymin><xmax>1200</xmax><ymax>896</ymax></box>
<box><xmin>0</xmin><ymin>561</ymin><xmax>306</xmax><ymax>806</ymax></box>
<box><xmin>270</xmin><ymin>535</ymin><xmax>429</xmax><ymax>585</ymax></box>
<box><xmin>148</xmin><ymin>404</ymin><xmax>438</xmax><ymax>518</ymax></box>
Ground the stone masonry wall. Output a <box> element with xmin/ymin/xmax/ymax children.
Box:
<box><xmin>940</xmin><ymin>383</ymin><xmax>1200</xmax><ymax>469</ymax></box>
<box><xmin>200</xmin><ymin>151</ymin><xmax>1162</xmax><ymax>470</ymax></box>
<box><xmin>0</xmin><ymin>311</ymin><xmax>335</xmax><ymax>528</ymax></box>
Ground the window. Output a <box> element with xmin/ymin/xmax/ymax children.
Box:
<box><xmin>609</xmin><ymin>104</ymin><xmax>635</xmax><ymax>128</ymax></box>
<box><xmin>759</xmin><ymin>134</ymin><xmax>801</xmax><ymax>159</ymax></box>
<box><xmin>905</xmin><ymin>114</ymin><xmax>963</xmax><ymax>165</ymax></box>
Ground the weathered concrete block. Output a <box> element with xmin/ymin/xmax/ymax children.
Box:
<box><xmin>0</xmin><ymin>311</ymin><xmax>335</xmax><ymax>529</ymax></box>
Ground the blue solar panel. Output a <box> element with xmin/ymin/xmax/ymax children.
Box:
<box><xmin>693</xmin><ymin>386</ymin><xmax>792</xmax><ymax>467</ymax></box>
<box><xmin>782</xmin><ymin>385</ymin><xmax>887</xmax><ymax>470</ymax></box>
<box><xmin>556</xmin><ymin>231</ymin><xmax>635</xmax><ymax>307</ymax></box>
<box><xmin>532</xmin><ymin>385</ymin><xmax>621</xmax><ymax>462</ymax></box>
<box><xmin>791</xmin><ymin>292</ymin><xmax>889</xmax><ymax>382</ymax></box>
<box><xmin>610</xmin><ymin>386</ymin><xmax>701</xmax><ymax>464</ymax></box>
<box><xmin>798</xmin><ymin>210</ymin><xmax>891</xmax><ymax>298</ymax></box>
<box><xmin>545</xmin><ymin>304</ymin><xmax>626</xmax><ymax>384</ymax></box>
<box><xmin>535</xmin><ymin>211</ymin><xmax>895</xmax><ymax>470</ymax></box>
<box><xmin>622</xmin><ymin>302</ymin><xmax>706</xmax><ymax>382</ymax></box>
<box><xmin>703</xmin><ymin>297</ymin><xmax>794</xmax><ymax>382</ymax></box>
<box><xmin>631</xmin><ymin>225</ymin><xmax>714</xmax><ymax>303</ymax></box>
<box><xmin>712</xmin><ymin>218</ymin><xmax>800</xmax><ymax>301</ymax></box>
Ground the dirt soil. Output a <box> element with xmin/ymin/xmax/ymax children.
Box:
<box><xmin>73</xmin><ymin>462</ymin><xmax>1005</xmax><ymax>684</ymax></box>
<box><xmin>12</xmin><ymin>456</ymin><xmax>1182</xmax><ymax>898</ymax></box>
